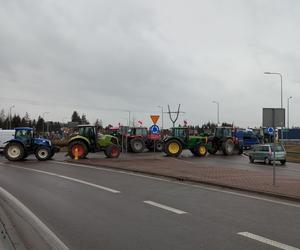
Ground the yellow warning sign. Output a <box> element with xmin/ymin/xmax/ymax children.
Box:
<box><xmin>150</xmin><ymin>115</ymin><xmax>160</xmax><ymax>124</ymax></box>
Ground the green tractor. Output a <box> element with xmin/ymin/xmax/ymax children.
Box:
<box><xmin>163</xmin><ymin>127</ymin><xmax>209</xmax><ymax>157</ymax></box>
<box><xmin>68</xmin><ymin>125</ymin><xmax>120</xmax><ymax>159</ymax></box>
<box><xmin>207</xmin><ymin>127</ymin><xmax>244</xmax><ymax>155</ymax></box>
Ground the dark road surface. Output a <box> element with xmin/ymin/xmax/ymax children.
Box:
<box><xmin>0</xmin><ymin>154</ymin><xmax>299</xmax><ymax>250</ymax></box>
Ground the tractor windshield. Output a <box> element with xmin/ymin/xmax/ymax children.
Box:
<box><xmin>78</xmin><ymin>127</ymin><xmax>95</xmax><ymax>138</ymax></box>
<box><xmin>173</xmin><ymin>128</ymin><xmax>187</xmax><ymax>138</ymax></box>
<box><xmin>135</xmin><ymin>128</ymin><xmax>148</xmax><ymax>136</ymax></box>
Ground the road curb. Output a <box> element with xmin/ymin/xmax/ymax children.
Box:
<box><xmin>67</xmin><ymin>160</ymin><xmax>300</xmax><ymax>203</ymax></box>
<box><xmin>0</xmin><ymin>186</ymin><xmax>69</xmax><ymax>250</ymax></box>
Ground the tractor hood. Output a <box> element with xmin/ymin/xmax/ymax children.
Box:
<box><xmin>33</xmin><ymin>137</ymin><xmax>52</xmax><ymax>146</ymax></box>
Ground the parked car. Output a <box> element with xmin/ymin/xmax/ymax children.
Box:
<box><xmin>248</xmin><ymin>144</ymin><xmax>286</xmax><ymax>165</ymax></box>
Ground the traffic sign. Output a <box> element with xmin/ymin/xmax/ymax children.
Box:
<box><xmin>150</xmin><ymin>115</ymin><xmax>160</xmax><ymax>124</ymax></box>
<box><xmin>267</xmin><ymin>127</ymin><xmax>274</xmax><ymax>134</ymax></box>
<box><xmin>150</xmin><ymin>125</ymin><xmax>160</xmax><ymax>134</ymax></box>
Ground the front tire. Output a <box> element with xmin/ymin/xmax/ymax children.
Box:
<box><xmin>35</xmin><ymin>146</ymin><xmax>51</xmax><ymax>161</ymax></box>
<box><xmin>195</xmin><ymin>144</ymin><xmax>207</xmax><ymax>157</ymax></box>
<box><xmin>4</xmin><ymin>142</ymin><xmax>25</xmax><ymax>161</ymax></box>
<box><xmin>280</xmin><ymin>160</ymin><xmax>286</xmax><ymax>166</ymax></box>
<box><xmin>249</xmin><ymin>156</ymin><xmax>254</xmax><ymax>163</ymax></box>
<box><xmin>105</xmin><ymin>144</ymin><xmax>120</xmax><ymax>158</ymax></box>
<box><xmin>155</xmin><ymin>141</ymin><xmax>163</xmax><ymax>152</ymax></box>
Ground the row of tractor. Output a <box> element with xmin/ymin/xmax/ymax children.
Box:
<box><xmin>1</xmin><ymin>125</ymin><xmax>243</xmax><ymax>161</ymax></box>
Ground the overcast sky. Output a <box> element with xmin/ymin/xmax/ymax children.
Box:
<box><xmin>1</xmin><ymin>0</ymin><xmax>299</xmax><ymax>128</ymax></box>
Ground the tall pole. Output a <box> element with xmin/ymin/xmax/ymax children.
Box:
<box><xmin>9</xmin><ymin>105</ymin><xmax>15</xmax><ymax>129</ymax></box>
<box><xmin>264</xmin><ymin>72</ymin><xmax>283</xmax><ymax>108</ymax></box>
<box><xmin>158</xmin><ymin>106</ymin><xmax>163</xmax><ymax>130</ymax></box>
<box><xmin>287</xmin><ymin>96</ymin><xmax>292</xmax><ymax>129</ymax></box>
<box><xmin>212</xmin><ymin>101</ymin><xmax>219</xmax><ymax>124</ymax></box>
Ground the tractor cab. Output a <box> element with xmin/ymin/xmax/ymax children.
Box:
<box><xmin>128</xmin><ymin>127</ymin><xmax>148</xmax><ymax>137</ymax></box>
<box><xmin>76</xmin><ymin>125</ymin><xmax>97</xmax><ymax>145</ymax></box>
<box><xmin>214</xmin><ymin>127</ymin><xmax>233</xmax><ymax>138</ymax></box>
<box><xmin>171</xmin><ymin>127</ymin><xmax>189</xmax><ymax>142</ymax></box>
<box><xmin>15</xmin><ymin>127</ymin><xmax>34</xmax><ymax>146</ymax></box>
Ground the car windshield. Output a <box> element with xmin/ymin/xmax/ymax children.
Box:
<box><xmin>271</xmin><ymin>145</ymin><xmax>285</xmax><ymax>152</ymax></box>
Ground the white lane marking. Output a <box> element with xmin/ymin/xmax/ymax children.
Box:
<box><xmin>1</xmin><ymin>164</ymin><xmax>120</xmax><ymax>194</ymax></box>
<box><xmin>0</xmin><ymin>186</ymin><xmax>69</xmax><ymax>250</ymax></box>
<box><xmin>143</xmin><ymin>201</ymin><xmax>187</xmax><ymax>215</ymax></box>
<box><xmin>51</xmin><ymin>161</ymin><xmax>300</xmax><ymax>208</ymax></box>
<box><xmin>238</xmin><ymin>232</ymin><xmax>300</xmax><ymax>250</ymax></box>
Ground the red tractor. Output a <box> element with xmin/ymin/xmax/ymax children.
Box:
<box><xmin>109</xmin><ymin>126</ymin><xmax>163</xmax><ymax>153</ymax></box>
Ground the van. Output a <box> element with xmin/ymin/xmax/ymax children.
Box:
<box><xmin>0</xmin><ymin>129</ymin><xmax>15</xmax><ymax>151</ymax></box>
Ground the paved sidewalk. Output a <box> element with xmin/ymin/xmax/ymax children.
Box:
<box><xmin>68</xmin><ymin>155</ymin><xmax>300</xmax><ymax>201</ymax></box>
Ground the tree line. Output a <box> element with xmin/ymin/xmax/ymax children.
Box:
<box><xmin>0</xmin><ymin>110</ymin><xmax>91</xmax><ymax>132</ymax></box>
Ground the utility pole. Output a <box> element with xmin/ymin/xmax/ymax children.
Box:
<box><xmin>9</xmin><ymin>105</ymin><xmax>15</xmax><ymax>129</ymax></box>
<box><xmin>167</xmin><ymin>104</ymin><xmax>185</xmax><ymax>128</ymax></box>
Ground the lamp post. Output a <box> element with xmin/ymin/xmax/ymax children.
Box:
<box><xmin>157</xmin><ymin>105</ymin><xmax>164</xmax><ymax>130</ymax></box>
<box><xmin>42</xmin><ymin>112</ymin><xmax>50</xmax><ymax>134</ymax></box>
<box><xmin>9</xmin><ymin>105</ymin><xmax>15</xmax><ymax>129</ymax></box>
<box><xmin>287</xmin><ymin>96</ymin><xmax>292</xmax><ymax>129</ymax></box>
<box><xmin>212</xmin><ymin>101</ymin><xmax>219</xmax><ymax>124</ymax></box>
<box><xmin>264</xmin><ymin>72</ymin><xmax>283</xmax><ymax>109</ymax></box>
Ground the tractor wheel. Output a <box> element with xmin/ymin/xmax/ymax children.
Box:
<box><xmin>68</xmin><ymin>141</ymin><xmax>88</xmax><ymax>159</ymax></box>
<box><xmin>164</xmin><ymin>140</ymin><xmax>182</xmax><ymax>157</ymax></box>
<box><xmin>195</xmin><ymin>144</ymin><xmax>208</xmax><ymax>157</ymax></box>
<box><xmin>238</xmin><ymin>147</ymin><xmax>244</xmax><ymax>155</ymax></box>
<box><xmin>35</xmin><ymin>146</ymin><xmax>51</xmax><ymax>161</ymax></box>
<box><xmin>155</xmin><ymin>141</ymin><xmax>163</xmax><ymax>152</ymax></box>
<box><xmin>208</xmin><ymin>143</ymin><xmax>218</xmax><ymax>155</ymax></box>
<box><xmin>105</xmin><ymin>144</ymin><xmax>120</xmax><ymax>158</ymax></box>
<box><xmin>4</xmin><ymin>142</ymin><xmax>25</xmax><ymax>161</ymax></box>
<box><xmin>130</xmin><ymin>138</ymin><xmax>145</xmax><ymax>153</ymax></box>
<box><xmin>222</xmin><ymin>139</ymin><xmax>235</xmax><ymax>155</ymax></box>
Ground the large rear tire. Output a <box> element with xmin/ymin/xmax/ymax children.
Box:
<box><xmin>4</xmin><ymin>142</ymin><xmax>25</xmax><ymax>161</ymax></box>
<box><xmin>222</xmin><ymin>139</ymin><xmax>235</xmax><ymax>155</ymax></box>
<box><xmin>68</xmin><ymin>141</ymin><xmax>88</xmax><ymax>159</ymax></box>
<box><xmin>130</xmin><ymin>138</ymin><xmax>145</xmax><ymax>153</ymax></box>
<box><xmin>164</xmin><ymin>140</ymin><xmax>182</xmax><ymax>157</ymax></box>
<box><xmin>35</xmin><ymin>146</ymin><xmax>51</xmax><ymax>161</ymax></box>
<box><xmin>105</xmin><ymin>144</ymin><xmax>120</xmax><ymax>158</ymax></box>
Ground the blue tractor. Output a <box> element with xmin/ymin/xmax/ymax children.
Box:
<box><xmin>3</xmin><ymin>127</ymin><xmax>60</xmax><ymax>161</ymax></box>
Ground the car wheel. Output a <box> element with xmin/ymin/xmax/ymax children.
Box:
<box><xmin>264</xmin><ymin>157</ymin><xmax>271</xmax><ymax>165</ymax></box>
<box><xmin>280</xmin><ymin>160</ymin><xmax>286</xmax><ymax>166</ymax></box>
<box><xmin>249</xmin><ymin>156</ymin><xmax>254</xmax><ymax>163</ymax></box>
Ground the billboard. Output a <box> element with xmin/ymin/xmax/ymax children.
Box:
<box><xmin>262</xmin><ymin>108</ymin><xmax>285</xmax><ymax>128</ymax></box>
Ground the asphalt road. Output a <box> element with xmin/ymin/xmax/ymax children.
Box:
<box><xmin>0</xmin><ymin>157</ymin><xmax>299</xmax><ymax>250</ymax></box>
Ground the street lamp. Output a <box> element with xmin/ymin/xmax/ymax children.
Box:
<box><xmin>157</xmin><ymin>105</ymin><xmax>164</xmax><ymax>130</ymax></box>
<box><xmin>212</xmin><ymin>101</ymin><xmax>219</xmax><ymax>124</ymax></box>
<box><xmin>264</xmin><ymin>72</ymin><xmax>283</xmax><ymax>109</ymax></box>
<box><xmin>287</xmin><ymin>96</ymin><xmax>292</xmax><ymax>129</ymax></box>
<box><xmin>9</xmin><ymin>105</ymin><xmax>15</xmax><ymax>129</ymax></box>
<box><xmin>42</xmin><ymin>112</ymin><xmax>50</xmax><ymax>134</ymax></box>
